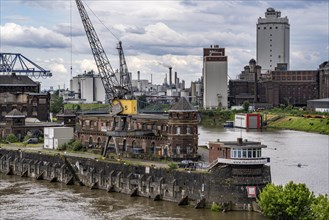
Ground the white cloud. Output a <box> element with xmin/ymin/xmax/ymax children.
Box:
<box><xmin>1</xmin><ymin>23</ymin><xmax>70</xmax><ymax>49</ymax></box>
<box><xmin>78</xmin><ymin>59</ymin><xmax>98</xmax><ymax>73</ymax></box>
<box><xmin>1</xmin><ymin>0</ymin><xmax>328</xmax><ymax>90</ymax></box>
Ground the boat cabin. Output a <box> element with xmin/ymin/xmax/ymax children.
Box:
<box><xmin>208</xmin><ymin>138</ymin><xmax>269</xmax><ymax>165</ymax></box>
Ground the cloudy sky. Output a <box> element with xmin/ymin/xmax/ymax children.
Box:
<box><xmin>0</xmin><ymin>0</ymin><xmax>328</xmax><ymax>90</ymax></box>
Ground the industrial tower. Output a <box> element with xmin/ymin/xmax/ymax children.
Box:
<box><xmin>257</xmin><ymin>7</ymin><xmax>290</xmax><ymax>73</ymax></box>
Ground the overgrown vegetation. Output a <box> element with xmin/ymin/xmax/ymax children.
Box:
<box><xmin>210</xmin><ymin>202</ymin><xmax>223</xmax><ymax>212</ymax></box>
<box><xmin>168</xmin><ymin>162</ymin><xmax>178</xmax><ymax>170</ymax></box>
<box><xmin>6</xmin><ymin>133</ymin><xmax>18</xmax><ymax>143</ymax></box>
<box><xmin>257</xmin><ymin>181</ymin><xmax>329</xmax><ymax>220</ymax></box>
<box><xmin>64</xmin><ymin>103</ymin><xmax>107</xmax><ymax>112</ymax></box>
<box><xmin>199</xmin><ymin>109</ymin><xmax>243</xmax><ymax>127</ymax></box>
<box><xmin>58</xmin><ymin>139</ymin><xmax>84</xmax><ymax>152</ymax></box>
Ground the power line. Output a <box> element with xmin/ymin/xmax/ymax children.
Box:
<box><xmin>82</xmin><ymin>0</ymin><xmax>120</xmax><ymax>42</ymax></box>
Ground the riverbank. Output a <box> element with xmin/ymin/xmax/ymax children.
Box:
<box><xmin>265</xmin><ymin>114</ymin><xmax>329</xmax><ymax>135</ymax></box>
<box><xmin>198</xmin><ymin>108</ymin><xmax>329</xmax><ymax>135</ymax></box>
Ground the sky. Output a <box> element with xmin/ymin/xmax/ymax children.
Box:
<box><xmin>0</xmin><ymin>0</ymin><xmax>328</xmax><ymax>90</ymax></box>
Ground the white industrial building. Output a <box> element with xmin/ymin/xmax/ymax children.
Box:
<box><xmin>203</xmin><ymin>45</ymin><xmax>228</xmax><ymax>109</ymax></box>
<box><xmin>44</xmin><ymin>127</ymin><xmax>74</xmax><ymax>150</ymax></box>
<box><xmin>70</xmin><ymin>71</ymin><xmax>106</xmax><ymax>103</ymax></box>
<box><xmin>257</xmin><ymin>7</ymin><xmax>290</xmax><ymax>73</ymax></box>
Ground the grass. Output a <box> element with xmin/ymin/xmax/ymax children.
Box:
<box><xmin>64</xmin><ymin>103</ymin><xmax>108</xmax><ymax>111</ymax></box>
<box><xmin>267</xmin><ymin>116</ymin><xmax>329</xmax><ymax>134</ymax></box>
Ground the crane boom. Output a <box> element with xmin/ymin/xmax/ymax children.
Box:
<box><xmin>117</xmin><ymin>41</ymin><xmax>133</xmax><ymax>98</ymax></box>
<box><xmin>75</xmin><ymin>0</ymin><xmax>136</xmax><ymax>115</ymax></box>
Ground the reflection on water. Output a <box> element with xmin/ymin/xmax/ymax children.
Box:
<box><xmin>0</xmin><ymin>174</ymin><xmax>266</xmax><ymax>220</ymax></box>
<box><xmin>199</xmin><ymin>126</ymin><xmax>329</xmax><ymax>195</ymax></box>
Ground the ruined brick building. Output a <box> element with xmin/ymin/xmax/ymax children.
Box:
<box><xmin>76</xmin><ymin>97</ymin><xmax>199</xmax><ymax>160</ymax></box>
<box><xmin>0</xmin><ymin>74</ymin><xmax>51</xmax><ymax>139</ymax></box>
<box><xmin>0</xmin><ymin>74</ymin><xmax>50</xmax><ymax>122</ymax></box>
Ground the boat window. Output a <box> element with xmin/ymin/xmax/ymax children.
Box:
<box><xmin>248</xmin><ymin>149</ymin><xmax>252</xmax><ymax>158</ymax></box>
<box><xmin>242</xmin><ymin>149</ymin><xmax>247</xmax><ymax>158</ymax></box>
<box><xmin>231</xmin><ymin>148</ymin><xmax>262</xmax><ymax>159</ymax></box>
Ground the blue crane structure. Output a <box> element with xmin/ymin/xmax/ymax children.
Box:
<box><xmin>0</xmin><ymin>52</ymin><xmax>52</xmax><ymax>78</ymax></box>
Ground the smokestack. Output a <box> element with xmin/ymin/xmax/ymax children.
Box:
<box><xmin>137</xmin><ymin>71</ymin><xmax>140</xmax><ymax>81</ymax></box>
<box><xmin>175</xmin><ymin>71</ymin><xmax>177</xmax><ymax>85</ymax></box>
<box><xmin>169</xmin><ymin>67</ymin><xmax>172</xmax><ymax>86</ymax></box>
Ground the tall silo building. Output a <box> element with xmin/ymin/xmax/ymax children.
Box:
<box><xmin>257</xmin><ymin>7</ymin><xmax>290</xmax><ymax>73</ymax></box>
<box><xmin>203</xmin><ymin>45</ymin><xmax>228</xmax><ymax>109</ymax></box>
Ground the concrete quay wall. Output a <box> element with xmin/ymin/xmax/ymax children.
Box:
<box><xmin>0</xmin><ymin>149</ymin><xmax>271</xmax><ymax>210</ymax></box>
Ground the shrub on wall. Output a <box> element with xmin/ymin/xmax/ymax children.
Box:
<box><xmin>6</xmin><ymin>133</ymin><xmax>18</xmax><ymax>143</ymax></box>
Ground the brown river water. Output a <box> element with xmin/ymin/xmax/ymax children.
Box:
<box><xmin>0</xmin><ymin>127</ymin><xmax>328</xmax><ymax>219</ymax></box>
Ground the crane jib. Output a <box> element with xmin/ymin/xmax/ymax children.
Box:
<box><xmin>75</xmin><ymin>0</ymin><xmax>136</xmax><ymax>115</ymax></box>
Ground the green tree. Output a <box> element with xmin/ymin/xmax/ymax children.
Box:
<box><xmin>257</xmin><ymin>183</ymin><xmax>286</xmax><ymax>219</ymax></box>
<box><xmin>50</xmin><ymin>94</ymin><xmax>64</xmax><ymax>114</ymax></box>
<box><xmin>311</xmin><ymin>194</ymin><xmax>329</xmax><ymax>220</ymax></box>
<box><xmin>258</xmin><ymin>181</ymin><xmax>314</xmax><ymax>220</ymax></box>
<box><xmin>242</xmin><ymin>100</ymin><xmax>250</xmax><ymax>112</ymax></box>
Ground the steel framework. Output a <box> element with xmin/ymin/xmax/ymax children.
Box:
<box><xmin>0</xmin><ymin>53</ymin><xmax>52</xmax><ymax>78</ymax></box>
<box><xmin>75</xmin><ymin>0</ymin><xmax>133</xmax><ymax>103</ymax></box>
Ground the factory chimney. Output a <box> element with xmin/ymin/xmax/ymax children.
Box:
<box><xmin>137</xmin><ymin>71</ymin><xmax>140</xmax><ymax>82</ymax></box>
<box><xmin>169</xmin><ymin>67</ymin><xmax>172</xmax><ymax>86</ymax></box>
<box><xmin>175</xmin><ymin>71</ymin><xmax>177</xmax><ymax>86</ymax></box>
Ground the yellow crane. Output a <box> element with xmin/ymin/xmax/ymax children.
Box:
<box><xmin>75</xmin><ymin>0</ymin><xmax>137</xmax><ymax>115</ymax></box>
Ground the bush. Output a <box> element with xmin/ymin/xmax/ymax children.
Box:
<box><xmin>71</xmin><ymin>140</ymin><xmax>83</xmax><ymax>151</ymax></box>
<box><xmin>168</xmin><ymin>162</ymin><xmax>178</xmax><ymax>170</ymax></box>
<box><xmin>6</xmin><ymin>133</ymin><xmax>18</xmax><ymax>143</ymax></box>
<box><xmin>57</xmin><ymin>143</ymin><xmax>68</xmax><ymax>151</ymax></box>
<box><xmin>210</xmin><ymin>202</ymin><xmax>222</xmax><ymax>212</ymax></box>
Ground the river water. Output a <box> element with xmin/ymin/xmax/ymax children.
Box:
<box><xmin>199</xmin><ymin>126</ymin><xmax>329</xmax><ymax>195</ymax></box>
<box><xmin>0</xmin><ymin>127</ymin><xmax>328</xmax><ymax>219</ymax></box>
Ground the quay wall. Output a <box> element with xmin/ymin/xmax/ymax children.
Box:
<box><xmin>0</xmin><ymin>149</ymin><xmax>271</xmax><ymax>210</ymax></box>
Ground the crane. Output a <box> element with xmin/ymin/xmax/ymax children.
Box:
<box><xmin>0</xmin><ymin>53</ymin><xmax>52</xmax><ymax>78</ymax></box>
<box><xmin>75</xmin><ymin>0</ymin><xmax>136</xmax><ymax>115</ymax></box>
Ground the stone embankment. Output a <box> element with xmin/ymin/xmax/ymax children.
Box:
<box><xmin>0</xmin><ymin>148</ymin><xmax>271</xmax><ymax>211</ymax></box>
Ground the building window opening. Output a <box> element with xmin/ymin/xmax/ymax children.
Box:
<box><xmin>231</xmin><ymin>148</ymin><xmax>262</xmax><ymax>159</ymax></box>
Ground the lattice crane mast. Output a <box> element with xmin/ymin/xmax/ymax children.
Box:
<box><xmin>75</xmin><ymin>0</ymin><xmax>136</xmax><ymax>115</ymax></box>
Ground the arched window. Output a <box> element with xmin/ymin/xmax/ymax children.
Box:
<box><xmin>97</xmin><ymin>137</ymin><xmax>102</xmax><ymax>148</ymax></box>
<box><xmin>176</xmin><ymin>127</ymin><xmax>181</xmax><ymax>134</ymax></box>
<box><xmin>151</xmin><ymin>142</ymin><xmax>155</xmax><ymax>154</ymax></box>
<box><xmin>122</xmin><ymin>139</ymin><xmax>127</xmax><ymax>151</ymax></box>
<box><xmin>88</xmin><ymin>136</ymin><xmax>93</xmax><ymax>148</ymax></box>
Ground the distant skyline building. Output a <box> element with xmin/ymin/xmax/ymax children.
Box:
<box><xmin>70</xmin><ymin>71</ymin><xmax>105</xmax><ymax>103</ymax></box>
<box><xmin>203</xmin><ymin>45</ymin><xmax>228</xmax><ymax>109</ymax></box>
<box><xmin>257</xmin><ymin>7</ymin><xmax>290</xmax><ymax>73</ymax></box>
